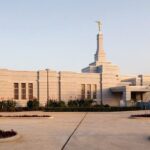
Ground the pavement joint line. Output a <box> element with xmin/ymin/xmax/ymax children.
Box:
<box><xmin>61</xmin><ymin>112</ymin><xmax>88</xmax><ymax>150</ymax></box>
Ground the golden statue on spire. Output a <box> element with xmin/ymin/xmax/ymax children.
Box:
<box><xmin>96</xmin><ymin>20</ymin><xmax>102</xmax><ymax>32</ymax></box>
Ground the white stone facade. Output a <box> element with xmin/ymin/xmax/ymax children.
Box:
<box><xmin>0</xmin><ymin>27</ymin><xmax>150</xmax><ymax>107</ymax></box>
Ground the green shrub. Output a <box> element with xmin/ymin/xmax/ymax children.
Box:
<box><xmin>104</xmin><ymin>104</ymin><xmax>110</xmax><ymax>107</ymax></box>
<box><xmin>67</xmin><ymin>100</ymin><xmax>78</xmax><ymax>107</ymax></box>
<box><xmin>67</xmin><ymin>99</ymin><xmax>93</xmax><ymax>107</ymax></box>
<box><xmin>58</xmin><ymin>101</ymin><xmax>66</xmax><ymax>107</ymax></box>
<box><xmin>0</xmin><ymin>100</ymin><xmax>16</xmax><ymax>112</ymax></box>
<box><xmin>46</xmin><ymin>100</ymin><xmax>66</xmax><ymax>108</ymax></box>
<box><xmin>27</xmin><ymin>99</ymin><xmax>39</xmax><ymax>110</ymax></box>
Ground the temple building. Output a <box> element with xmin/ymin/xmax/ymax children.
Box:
<box><xmin>0</xmin><ymin>22</ymin><xmax>150</xmax><ymax>107</ymax></box>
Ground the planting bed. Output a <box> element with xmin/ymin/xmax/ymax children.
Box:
<box><xmin>0</xmin><ymin>115</ymin><xmax>51</xmax><ymax>118</ymax></box>
<box><xmin>131</xmin><ymin>114</ymin><xmax>150</xmax><ymax>118</ymax></box>
<box><xmin>0</xmin><ymin>130</ymin><xmax>17</xmax><ymax>139</ymax></box>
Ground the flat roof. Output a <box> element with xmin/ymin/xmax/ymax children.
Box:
<box><xmin>111</xmin><ymin>86</ymin><xmax>150</xmax><ymax>92</ymax></box>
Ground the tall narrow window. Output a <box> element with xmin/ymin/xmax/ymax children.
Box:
<box><xmin>87</xmin><ymin>84</ymin><xmax>91</xmax><ymax>99</ymax></box>
<box><xmin>14</xmin><ymin>83</ymin><xmax>19</xmax><ymax>100</ymax></box>
<box><xmin>21</xmin><ymin>83</ymin><xmax>26</xmax><ymax>99</ymax></box>
<box><xmin>93</xmin><ymin>84</ymin><xmax>97</xmax><ymax>99</ymax></box>
<box><xmin>28</xmin><ymin>83</ymin><xmax>33</xmax><ymax>100</ymax></box>
<box><xmin>81</xmin><ymin>84</ymin><xmax>85</xmax><ymax>99</ymax></box>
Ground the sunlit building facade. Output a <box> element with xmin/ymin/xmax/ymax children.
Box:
<box><xmin>0</xmin><ymin>25</ymin><xmax>150</xmax><ymax>107</ymax></box>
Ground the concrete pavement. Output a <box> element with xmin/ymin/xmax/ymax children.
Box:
<box><xmin>0</xmin><ymin>111</ymin><xmax>150</xmax><ymax>150</ymax></box>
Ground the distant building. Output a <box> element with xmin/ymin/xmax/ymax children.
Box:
<box><xmin>0</xmin><ymin>23</ymin><xmax>150</xmax><ymax>107</ymax></box>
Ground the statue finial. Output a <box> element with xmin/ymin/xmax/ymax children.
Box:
<box><xmin>96</xmin><ymin>20</ymin><xmax>102</xmax><ymax>33</ymax></box>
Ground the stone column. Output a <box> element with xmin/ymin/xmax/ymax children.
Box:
<box><xmin>122</xmin><ymin>87</ymin><xmax>131</xmax><ymax>107</ymax></box>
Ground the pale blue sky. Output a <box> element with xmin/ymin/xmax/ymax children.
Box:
<box><xmin>0</xmin><ymin>0</ymin><xmax>150</xmax><ymax>74</ymax></box>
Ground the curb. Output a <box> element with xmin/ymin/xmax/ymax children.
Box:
<box><xmin>0</xmin><ymin>134</ymin><xmax>21</xmax><ymax>143</ymax></box>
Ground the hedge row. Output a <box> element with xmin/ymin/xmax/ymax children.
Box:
<box><xmin>0</xmin><ymin>99</ymin><xmax>144</xmax><ymax>112</ymax></box>
<box><xmin>44</xmin><ymin>106</ymin><xmax>141</xmax><ymax>112</ymax></box>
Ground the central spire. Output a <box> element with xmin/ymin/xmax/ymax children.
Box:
<box><xmin>95</xmin><ymin>20</ymin><xmax>106</xmax><ymax>63</ymax></box>
<box><xmin>82</xmin><ymin>21</ymin><xmax>120</xmax><ymax>74</ymax></box>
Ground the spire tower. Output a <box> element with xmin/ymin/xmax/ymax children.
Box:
<box><xmin>82</xmin><ymin>20</ymin><xmax>120</xmax><ymax>74</ymax></box>
<box><xmin>95</xmin><ymin>21</ymin><xmax>106</xmax><ymax>63</ymax></box>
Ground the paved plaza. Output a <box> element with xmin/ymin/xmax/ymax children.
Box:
<box><xmin>0</xmin><ymin>111</ymin><xmax>150</xmax><ymax>150</ymax></box>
